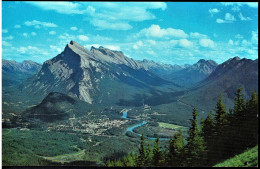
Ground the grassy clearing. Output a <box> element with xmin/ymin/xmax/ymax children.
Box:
<box><xmin>214</xmin><ymin>145</ymin><xmax>258</xmax><ymax>167</ymax></box>
<box><xmin>43</xmin><ymin>149</ymin><xmax>86</xmax><ymax>164</ymax></box>
<box><xmin>158</xmin><ymin>122</ymin><xmax>188</xmax><ymax>130</ymax></box>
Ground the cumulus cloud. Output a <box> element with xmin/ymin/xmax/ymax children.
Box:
<box><xmin>70</xmin><ymin>27</ymin><xmax>78</xmax><ymax>31</ymax></box>
<box><xmin>216</xmin><ymin>13</ymin><xmax>236</xmax><ymax>23</ymax></box>
<box><xmin>78</xmin><ymin>35</ymin><xmax>89</xmax><ymax>41</ymax></box>
<box><xmin>24</xmin><ymin>20</ymin><xmax>58</xmax><ymax>28</ymax></box>
<box><xmin>138</xmin><ymin>24</ymin><xmax>188</xmax><ymax>39</ymax></box>
<box><xmin>49</xmin><ymin>31</ymin><xmax>56</xmax><ymax>35</ymax></box>
<box><xmin>209</xmin><ymin>8</ymin><xmax>219</xmax><ymax>16</ymax></box>
<box><xmin>179</xmin><ymin>39</ymin><xmax>193</xmax><ymax>48</ymax></box>
<box><xmin>26</xmin><ymin>2</ymin><xmax>167</xmax><ymax>30</ymax></box>
<box><xmin>225</xmin><ymin>13</ymin><xmax>236</xmax><ymax>21</ymax></box>
<box><xmin>133</xmin><ymin>41</ymin><xmax>143</xmax><ymax>50</ymax></box>
<box><xmin>190</xmin><ymin>32</ymin><xmax>208</xmax><ymax>39</ymax></box>
<box><xmin>14</xmin><ymin>25</ymin><xmax>21</xmax><ymax>28</ymax></box>
<box><xmin>199</xmin><ymin>39</ymin><xmax>215</xmax><ymax>48</ymax></box>
<box><xmin>238</xmin><ymin>12</ymin><xmax>252</xmax><ymax>21</ymax></box>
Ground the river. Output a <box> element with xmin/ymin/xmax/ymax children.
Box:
<box><xmin>121</xmin><ymin>111</ymin><xmax>169</xmax><ymax>140</ymax></box>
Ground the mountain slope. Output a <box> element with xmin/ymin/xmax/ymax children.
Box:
<box><xmin>214</xmin><ymin>145</ymin><xmax>258</xmax><ymax>167</ymax></box>
<box><xmin>168</xmin><ymin>59</ymin><xmax>218</xmax><ymax>87</ymax></box>
<box><xmin>2</xmin><ymin>59</ymin><xmax>42</xmax><ymax>86</ymax></box>
<box><xmin>18</xmin><ymin>41</ymin><xmax>178</xmax><ymax>106</ymax></box>
<box><xmin>180</xmin><ymin>57</ymin><xmax>258</xmax><ymax>111</ymax></box>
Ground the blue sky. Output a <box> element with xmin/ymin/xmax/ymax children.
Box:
<box><xmin>2</xmin><ymin>2</ymin><xmax>258</xmax><ymax>65</ymax></box>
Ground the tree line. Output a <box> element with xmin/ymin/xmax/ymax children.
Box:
<box><xmin>106</xmin><ymin>86</ymin><xmax>258</xmax><ymax>167</ymax></box>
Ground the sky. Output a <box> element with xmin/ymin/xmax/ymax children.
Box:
<box><xmin>1</xmin><ymin>2</ymin><xmax>258</xmax><ymax>65</ymax></box>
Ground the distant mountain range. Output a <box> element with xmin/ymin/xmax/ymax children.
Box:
<box><xmin>2</xmin><ymin>60</ymin><xmax>41</xmax><ymax>86</ymax></box>
<box><xmin>2</xmin><ymin>40</ymin><xmax>258</xmax><ymax>124</ymax></box>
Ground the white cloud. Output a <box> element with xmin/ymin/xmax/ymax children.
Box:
<box><xmin>50</xmin><ymin>45</ymin><xmax>62</xmax><ymax>52</ymax></box>
<box><xmin>23</xmin><ymin>33</ymin><xmax>28</xmax><ymax>37</ymax></box>
<box><xmin>78</xmin><ymin>35</ymin><xmax>89</xmax><ymax>41</ymax></box>
<box><xmin>179</xmin><ymin>39</ymin><xmax>193</xmax><ymax>48</ymax></box>
<box><xmin>17</xmin><ymin>47</ymin><xmax>27</xmax><ymax>53</ymax></box>
<box><xmin>26</xmin><ymin>2</ymin><xmax>88</xmax><ymax>14</ymax></box>
<box><xmin>138</xmin><ymin>24</ymin><xmax>188</xmax><ymax>39</ymax></box>
<box><xmin>228</xmin><ymin>39</ymin><xmax>234</xmax><ymax>45</ymax></box>
<box><xmin>70</xmin><ymin>27</ymin><xmax>78</xmax><ymax>31</ymax></box>
<box><xmin>225</xmin><ymin>13</ymin><xmax>236</xmax><ymax>21</ymax></box>
<box><xmin>24</xmin><ymin>20</ymin><xmax>58</xmax><ymax>28</ymax></box>
<box><xmin>216</xmin><ymin>13</ymin><xmax>236</xmax><ymax>23</ymax></box>
<box><xmin>190</xmin><ymin>32</ymin><xmax>208</xmax><ymax>39</ymax></box>
<box><xmin>147</xmin><ymin>40</ymin><xmax>156</xmax><ymax>45</ymax></box>
<box><xmin>2</xmin><ymin>41</ymin><xmax>12</xmax><ymax>46</ymax></box>
<box><xmin>3</xmin><ymin>36</ymin><xmax>14</xmax><ymax>40</ymax></box>
<box><xmin>199</xmin><ymin>39</ymin><xmax>215</xmax><ymax>48</ymax></box>
<box><xmin>90</xmin><ymin>19</ymin><xmax>132</xmax><ymax>30</ymax></box>
<box><xmin>49</xmin><ymin>31</ymin><xmax>56</xmax><ymax>35</ymax></box>
<box><xmin>251</xmin><ymin>30</ymin><xmax>258</xmax><ymax>44</ymax></box>
<box><xmin>103</xmin><ymin>45</ymin><xmax>120</xmax><ymax>51</ymax></box>
<box><xmin>14</xmin><ymin>25</ymin><xmax>21</xmax><ymax>28</ymax></box>
<box><xmin>170</xmin><ymin>40</ymin><xmax>178</xmax><ymax>46</ymax></box>
<box><xmin>238</xmin><ymin>12</ymin><xmax>252</xmax><ymax>21</ymax></box>
<box><xmin>26</xmin><ymin>2</ymin><xmax>167</xmax><ymax>30</ymax></box>
<box><xmin>221</xmin><ymin>2</ymin><xmax>258</xmax><ymax>8</ymax></box>
<box><xmin>133</xmin><ymin>41</ymin><xmax>143</xmax><ymax>50</ymax></box>
<box><xmin>31</xmin><ymin>32</ymin><xmax>37</xmax><ymax>36</ymax></box>
<box><xmin>209</xmin><ymin>8</ymin><xmax>219</xmax><ymax>16</ymax></box>
<box><xmin>2</xmin><ymin>29</ymin><xmax>8</xmax><ymax>33</ymax></box>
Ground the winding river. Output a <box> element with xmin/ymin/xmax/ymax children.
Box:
<box><xmin>121</xmin><ymin>111</ymin><xmax>169</xmax><ymax>140</ymax></box>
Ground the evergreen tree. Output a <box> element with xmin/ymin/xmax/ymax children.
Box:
<box><xmin>137</xmin><ymin>134</ymin><xmax>146</xmax><ymax>166</ymax></box>
<box><xmin>123</xmin><ymin>152</ymin><xmax>136</xmax><ymax>166</ymax></box>
<box><xmin>214</xmin><ymin>93</ymin><xmax>228</xmax><ymax>135</ymax></box>
<box><xmin>185</xmin><ymin>108</ymin><xmax>205</xmax><ymax>166</ymax></box>
<box><xmin>152</xmin><ymin>137</ymin><xmax>162</xmax><ymax>166</ymax></box>
<box><xmin>145</xmin><ymin>143</ymin><xmax>152</xmax><ymax>166</ymax></box>
<box><xmin>202</xmin><ymin>110</ymin><xmax>216</xmax><ymax>165</ymax></box>
<box><xmin>231</xmin><ymin>86</ymin><xmax>247</xmax><ymax>154</ymax></box>
<box><xmin>167</xmin><ymin>129</ymin><xmax>185</xmax><ymax>166</ymax></box>
<box><xmin>244</xmin><ymin>91</ymin><xmax>258</xmax><ymax>148</ymax></box>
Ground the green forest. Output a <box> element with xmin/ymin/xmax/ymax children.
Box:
<box><xmin>106</xmin><ymin>87</ymin><xmax>258</xmax><ymax>167</ymax></box>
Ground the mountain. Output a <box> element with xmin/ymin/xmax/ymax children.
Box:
<box><xmin>136</xmin><ymin>59</ymin><xmax>184</xmax><ymax>78</ymax></box>
<box><xmin>168</xmin><ymin>59</ymin><xmax>218</xmax><ymax>87</ymax></box>
<box><xmin>19</xmin><ymin>41</ymin><xmax>179</xmax><ymax>106</ymax></box>
<box><xmin>23</xmin><ymin>92</ymin><xmax>77</xmax><ymax>123</ymax></box>
<box><xmin>2</xmin><ymin>59</ymin><xmax>42</xmax><ymax>86</ymax></box>
<box><xmin>179</xmin><ymin>57</ymin><xmax>258</xmax><ymax>111</ymax></box>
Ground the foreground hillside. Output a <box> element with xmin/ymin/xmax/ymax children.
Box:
<box><xmin>214</xmin><ymin>145</ymin><xmax>258</xmax><ymax>167</ymax></box>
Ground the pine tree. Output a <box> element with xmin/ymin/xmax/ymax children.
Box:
<box><xmin>232</xmin><ymin>86</ymin><xmax>247</xmax><ymax>153</ymax></box>
<box><xmin>202</xmin><ymin>110</ymin><xmax>216</xmax><ymax>165</ymax></box>
<box><xmin>244</xmin><ymin>91</ymin><xmax>258</xmax><ymax>148</ymax></box>
<box><xmin>185</xmin><ymin>108</ymin><xmax>205</xmax><ymax>166</ymax></box>
<box><xmin>167</xmin><ymin>129</ymin><xmax>185</xmax><ymax>166</ymax></box>
<box><xmin>123</xmin><ymin>152</ymin><xmax>136</xmax><ymax>166</ymax></box>
<box><xmin>137</xmin><ymin>134</ymin><xmax>146</xmax><ymax>166</ymax></box>
<box><xmin>145</xmin><ymin>143</ymin><xmax>152</xmax><ymax>166</ymax></box>
<box><xmin>152</xmin><ymin>137</ymin><xmax>161</xmax><ymax>166</ymax></box>
<box><xmin>214</xmin><ymin>93</ymin><xmax>228</xmax><ymax>135</ymax></box>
